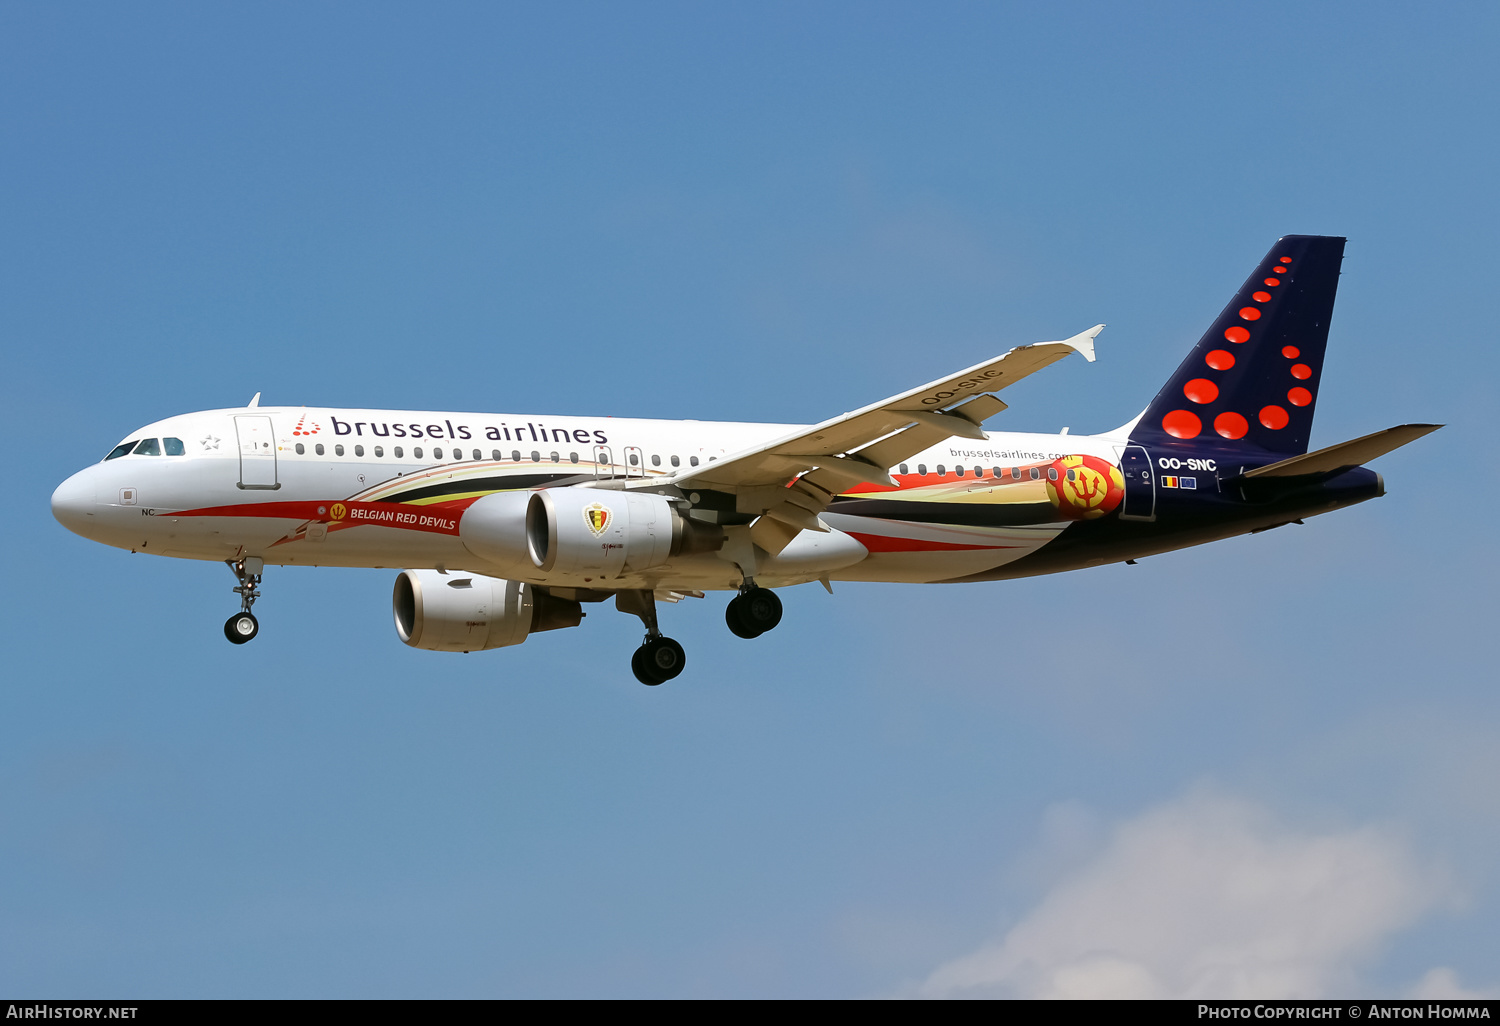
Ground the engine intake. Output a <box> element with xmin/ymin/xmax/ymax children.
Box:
<box><xmin>392</xmin><ymin>570</ymin><xmax>582</xmax><ymax>652</ymax></box>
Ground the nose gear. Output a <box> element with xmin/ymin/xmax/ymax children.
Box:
<box><xmin>223</xmin><ymin>557</ymin><xmax>264</xmax><ymax>646</ymax></box>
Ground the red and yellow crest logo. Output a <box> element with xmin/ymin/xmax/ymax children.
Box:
<box><xmin>584</xmin><ymin>503</ymin><xmax>611</xmax><ymax>535</ymax></box>
<box><xmin>329</xmin><ymin>502</ymin><xmax>347</xmax><ymax>521</ymax></box>
<box><xmin>1045</xmin><ymin>454</ymin><xmax>1125</xmax><ymax>520</ymax></box>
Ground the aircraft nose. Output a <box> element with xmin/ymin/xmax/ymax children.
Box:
<box><xmin>51</xmin><ymin>468</ymin><xmax>98</xmax><ymax>537</ymax></box>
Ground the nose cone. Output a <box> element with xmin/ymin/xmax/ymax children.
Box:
<box><xmin>51</xmin><ymin>468</ymin><xmax>98</xmax><ymax>537</ymax></box>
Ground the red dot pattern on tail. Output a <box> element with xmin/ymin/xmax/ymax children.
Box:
<box><xmin>1162</xmin><ymin>409</ymin><xmax>1202</xmax><ymax>439</ymax></box>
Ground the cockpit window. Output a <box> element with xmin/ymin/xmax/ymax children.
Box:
<box><xmin>163</xmin><ymin>437</ymin><xmax>185</xmax><ymax>456</ymax></box>
<box><xmin>132</xmin><ymin>438</ymin><xmax>161</xmax><ymax>456</ymax></box>
<box><xmin>105</xmin><ymin>441</ymin><xmax>138</xmax><ymax>461</ymax></box>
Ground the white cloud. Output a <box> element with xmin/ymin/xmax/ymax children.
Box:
<box><xmin>912</xmin><ymin>788</ymin><xmax>1482</xmax><ymax>999</ymax></box>
<box><xmin>1407</xmin><ymin>968</ymin><xmax>1500</xmax><ymax>1000</ymax></box>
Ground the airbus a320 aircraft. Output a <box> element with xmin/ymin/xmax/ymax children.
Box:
<box><xmin>52</xmin><ymin>236</ymin><xmax>1438</xmax><ymax>685</ymax></box>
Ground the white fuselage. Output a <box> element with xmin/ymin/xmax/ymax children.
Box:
<box><xmin>53</xmin><ymin>405</ymin><xmax>1120</xmax><ymax>591</ymax></box>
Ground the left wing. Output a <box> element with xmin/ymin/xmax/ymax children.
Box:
<box><xmin>634</xmin><ymin>325</ymin><xmax>1103</xmax><ymax>553</ymax></box>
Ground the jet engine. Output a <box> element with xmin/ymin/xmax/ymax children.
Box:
<box><xmin>461</xmin><ymin>486</ymin><xmax>722</xmax><ymax>580</ymax></box>
<box><xmin>525</xmin><ymin>486</ymin><xmax>722</xmax><ymax>577</ymax></box>
<box><xmin>392</xmin><ymin>569</ymin><xmax>583</xmax><ymax>652</ymax></box>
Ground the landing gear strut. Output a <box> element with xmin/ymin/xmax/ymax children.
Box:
<box><xmin>223</xmin><ymin>557</ymin><xmax>263</xmax><ymax>645</ymax></box>
<box><xmin>617</xmin><ymin>590</ymin><xmax>686</xmax><ymax>686</ymax></box>
<box><xmin>726</xmin><ymin>582</ymin><xmax>782</xmax><ymax>639</ymax></box>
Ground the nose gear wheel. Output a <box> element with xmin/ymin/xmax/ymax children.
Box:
<box><xmin>224</xmin><ymin>612</ymin><xmax>259</xmax><ymax>644</ymax></box>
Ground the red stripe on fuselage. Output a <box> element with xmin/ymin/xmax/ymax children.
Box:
<box><xmin>170</xmin><ymin>496</ymin><xmax>483</xmax><ymax>536</ymax></box>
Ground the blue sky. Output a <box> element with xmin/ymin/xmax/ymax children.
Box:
<box><xmin>3</xmin><ymin>2</ymin><xmax>1497</xmax><ymax>998</ymax></box>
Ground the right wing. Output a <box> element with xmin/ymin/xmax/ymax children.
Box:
<box><xmin>633</xmin><ymin>325</ymin><xmax>1104</xmax><ymax>552</ymax></box>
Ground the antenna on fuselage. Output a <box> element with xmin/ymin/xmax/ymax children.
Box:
<box><xmin>247</xmin><ymin>392</ymin><xmax>261</xmax><ymax>408</ymax></box>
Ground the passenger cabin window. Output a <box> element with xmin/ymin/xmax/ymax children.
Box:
<box><xmin>295</xmin><ymin>443</ymin><xmax>305</xmax><ymax>455</ymax></box>
<box><xmin>1047</xmin><ymin>468</ymin><xmax>1058</xmax><ymax>481</ymax></box>
<box><xmin>628</xmin><ymin>453</ymin><xmax>639</xmax><ymax>466</ymax></box>
<box><xmin>374</xmin><ymin>446</ymin><xmax>384</xmax><ymax>457</ymax></box>
<box><xmin>133</xmin><ymin>438</ymin><xmax>161</xmax><ymax>456</ymax></box>
<box><xmin>335</xmin><ymin>444</ymin><xmax>345</xmax><ymax>457</ymax></box>
<box><xmin>570</xmin><ymin>452</ymin><xmax>579</xmax><ymax>463</ymax></box>
<box><xmin>1029</xmin><ymin>467</ymin><xmax>1040</xmax><ymax>480</ymax></box>
<box><xmin>917</xmin><ymin>464</ymin><xmax>927</xmax><ymax>475</ymax></box>
<box><xmin>354</xmin><ymin>445</ymin><xmax>364</xmax><ymax>457</ymax></box>
<box><xmin>1066</xmin><ymin>469</ymin><xmax>1076</xmax><ymax>481</ymax></box>
<box><xmin>550</xmin><ymin>452</ymin><xmax>559</xmax><ymax>462</ymax></box>
<box><xmin>492</xmin><ymin>450</ymin><xmax>502</xmax><ymax>461</ymax></box>
<box><xmin>433</xmin><ymin>447</ymin><xmax>443</xmax><ymax>459</ymax></box>
<box><xmin>670</xmin><ymin>455</ymin><xmax>680</xmax><ymax>467</ymax></box>
<box><xmin>530</xmin><ymin>451</ymin><xmax>540</xmax><ymax>462</ymax></box>
<box><xmin>315</xmin><ymin>443</ymin><xmax>325</xmax><ymax>456</ymax></box>
<box><xmin>414</xmin><ymin>447</ymin><xmax>423</xmax><ymax>459</ymax></box>
<box><xmin>899</xmin><ymin>464</ymin><xmax>909</xmax><ymax>475</ymax></box>
<box><xmin>955</xmin><ymin>467</ymin><xmax>966</xmax><ymax>477</ymax></box>
<box><xmin>473</xmin><ymin>449</ymin><xmax>481</xmax><ymax>461</ymax></box>
<box><xmin>105</xmin><ymin>441</ymin><xmax>138</xmax><ymax>461</ymax></box>
<box><xmin>993</xmin><ymin>467</ymin><xmax>1002</xmax><ymax>477</ymax></box>
<box><xmin>511</xmin><ymin>450</ymin><xmax>521</xmax><ymax>462</ymax></box>
<box><xmin>936</xmin><ymin>464</ymin><xmax>945</xmax><ymax>476</ymax></box>
<box><xmin>690</xmin><ymin>456</ymin><xmax>699</xmax><ymax>466</ymax></box>
<box><xmin>651</xmin><ymin>454</ymin><xmax>661</xmax><ymax>466</ymax></box>
<box><xmin>394</xmin><ymin>446</ymin><xmax>403</xmax><ymax>458</ymax></box>
<box><xmin>163</xmin><ymin>437</ymin><xmax>185</xmax><ymax>456</ymax></box>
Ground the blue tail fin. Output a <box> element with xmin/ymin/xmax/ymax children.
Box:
<box><xmin>1130</xmin><ymin>235</ymin><xmax>1346</xmax><ymax>455</ymax></box>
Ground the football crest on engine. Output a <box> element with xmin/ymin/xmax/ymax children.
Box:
<box><xmin>583</xmin><ymin>502</ymin><xmax>612</xmax><ymax>535</ymax></box>
<box><xmin>1046</xmin><ymin>454</ymin><xmax>1126</xmax><ymax>520</ymax></box>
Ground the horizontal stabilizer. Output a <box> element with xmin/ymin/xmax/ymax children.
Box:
<box><xmin>1242</xmin><ymin>424</ymin><xmax>1442</xmax><ymax>478</ymax></box>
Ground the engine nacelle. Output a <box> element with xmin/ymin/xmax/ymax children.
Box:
<box><xmin>460</xmin><ymin>486</ymin><xmax>722</xmax><ymax>581</ymax></box>
<box><xmin>392</xmin><ymin>570</ymin><xmax>583</xmax><ymax>652</ymax></box>
<box><xmin>458</xmin><ymin>490</ymin><xmax>534</xmax><ymax>574</ymax></box>
<box><xmin>525</xmin><ymin>486</ymin><xmax>722</xmax><ymax>578</ymax></box>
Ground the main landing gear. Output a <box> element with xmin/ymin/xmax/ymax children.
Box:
<box><xmin>223</xmin><ymin>557</ymin><xmax>263</xmax><ymax>645</ymax></box>
<box><xmin>603</xmin><ymin>581</ymin><xmax>785</xmax><ymax>686</ymax></box>
<box><xmin>632</xmin><ymin>636</ymin><xmax>687</xmax><ymax>687</ymax></box>
<box><xmin>725</xmin><ymin>583</ymin><xmax>782</xmax><ymax>639</ymax></box>
<box><xmin>617</xmin><ymin>590</ymin><xmax>686</xmax><ymax>686</ymax></box>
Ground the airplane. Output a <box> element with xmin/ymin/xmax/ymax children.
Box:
<box><xmin>51</xmin><ymin>235</ymin><xmax>1439</xmax><ymax>685</ymax></box>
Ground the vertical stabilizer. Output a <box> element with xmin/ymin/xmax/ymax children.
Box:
<box><xmin>1130</xmin><ymin>235</ymin><xmax>1345</xmax><ymax>455</ymax></box>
